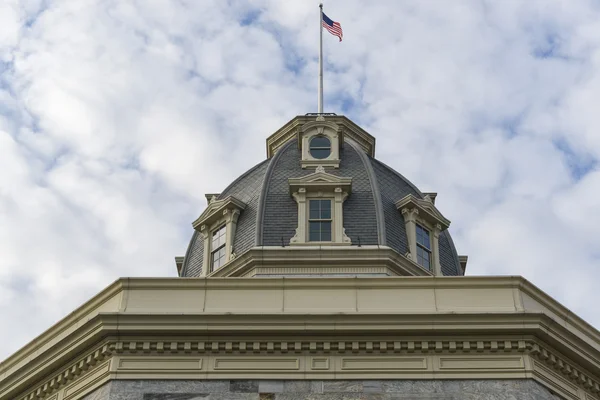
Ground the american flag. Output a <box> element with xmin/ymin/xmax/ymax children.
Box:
<box><xmin>322</xmin><ymin>12</ymin><xmax>343</xmax><ymax>42</ymax></box>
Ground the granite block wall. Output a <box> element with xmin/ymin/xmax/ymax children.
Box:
<box><xmin>83</xmin><ymin>379</ymin><xmax>563</xmax><ymax>400</ymax></box>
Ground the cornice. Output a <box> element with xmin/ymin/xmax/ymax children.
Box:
<box><xmin>7</xmin><ymin>330</ymin><xmax>600</xmax><ymax>400</ymax></box>
<box><xmin>265</xmin><ymin>115</ymin><xmax>376</xmax><ymax>158</ymax></box>
<box><xmin>0</xmin><ymin>279</ymin><xmax>124</xmax><ymax>377</ymax></box>
<box><xmin>207</xmin><ymin>246</ymin><xmax>431</xmax><ymax>278</ymax></box>
<box><xmin>191</xmin><ymin>196</ymin><xmax>246</xmax><ymax>231</ymax></box>
<box><xmin>288</xmin><ymin>170</ymin><xmax>352</xmax><ymax>195</ymax></box>
<box><xmin>2</xmin><ymin>276</ymin><xmax>600</xmax><ymax>400</ymax></box>
<box><xmin>396</xmin><ymin>194</ymin><xmax>451</xmax><ymax>230</ymax></box>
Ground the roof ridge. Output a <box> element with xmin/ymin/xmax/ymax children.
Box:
<box><xmin>255</xmin><ymin>139</ymin><xmax>295</xmax><ymax>246</ymax></box>
<box><xmin>346</xmin><ymin>139</ymin><xmax>387</xmax><ymax>245</ymax></box>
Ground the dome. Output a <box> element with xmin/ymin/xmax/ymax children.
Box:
<box><xmin>180</xmin><ymin>115</ymin><xmax>463</xmax><ymax>278</ymax></box>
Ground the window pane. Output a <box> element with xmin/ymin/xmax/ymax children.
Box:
<box><xmin>320</xmin><ymin>200</ymin><xmax>331</xmax><ymax>219</ymax></box>
<box><xmin>309</xmin><ymin>200</ymin><xmax>320</xmax><ymax>219</ymax></box>
<box><xmin>320</xmin><ymin>221</ymin><xmax>332</xmax><ymax>241</ymax></box>
<box><xmin>212</xmin><ymin>245</ymin><xmax>227</xmax><ymax>270</ymax></box>
<box><xmin>417</xmin><ymin>246</ymin><xmax>431</xmax><ymax>270</ymax></box>
<box><xmin>309</xmin><ymin>222</ymin><xmax>321</xmax><ymax>241</ymax></box>
<box><xmin>212</xmin><ymin>225</ymin><xmax>226</xmax><ymax>248</ymax></box>
<box><xmin>416</xmin><ymin>224</ymin><xmax>430</xmax><ymax>249</ymax></box>
<box><xmin>310</xmin><ymin>136</ymin><xmax>331</xmax><ymax>148</ymax></box>
<box><xmin>310</xmin><ymin>148</ymin><xmax>331</xmax><ymax>159</ymax></box>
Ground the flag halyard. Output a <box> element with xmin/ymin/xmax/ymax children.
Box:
<box><xmin>322</xmin><ymin>12</ymin><xmax>343</xmax><ymax>42</ymax></box>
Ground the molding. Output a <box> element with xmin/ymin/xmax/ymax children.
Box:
<box><xmin>3</xmin><ymin>277</ymin><xmax>600</xmax><ymax>400</ymax></box>
<box><xmin>288</xmin><ymin>170</ymin><xmax>352</xmax><ymax>195</ymax></box>
<box><xmin>191</xmin><ymin>196</ymin><xmax>246</xmax><ymax>276</ymax></box>
<box><xmin>192</xmin><ymin>196</ymin><xmax>246</xmax><ymax>231</ymax></box>
<box><xmin>395</xmin><ymin>194</ymin><xmax>451</xmax><ymax>230</ymax></box>
<box><xmin>289</xmin><ymin>170</ymin><xmax>352</xmax><ymax>245</ymax></box>
<box><xmin>204</xmin><ymin>193</ymin><xmax>221</xmax><ymax>203</ymax></box>
<box><xmin>301</xmin><ymin>159</ymin><xmax>340</xmax><ymax>169</ymax></box>
<box><xmin>16</xmin><ymin>344</ymin><xmax>112</xmax><ymax>400</ymax></box>
<box><xmin>266</xmin><ymin>115</ymin><xmax>376</xmax><ymax>158</ymax></box>
<box><xmin>174</xmin><ymin>257</ymin><xmax>184</xmax><ymax>276</ymax></box>
<box><xmin>8</xmin><ymin>336</ymin><xmax>600</xmax><ymax>400</ymax></box>
<box><xmin>397</xmin><ymin>194</ymin><xmax>451</xmax><ymax>276</ymax></box>
<box><xmin>266</xmin><ymin>117</ymin><xmax>303</xmax><ymax>159</ymax></box>
<box><xmin>459</xmin><ymin>255</ymin><xmax>468</xmax><ymax>275</ymax></box>
<box><xmin>423</xmin><ymin>192</ymin><xmax>437</xmax><ymax>205</ymax></box>
<box><xmin>208</xmin><ymin>246</ymin><xmax>431</xmax><ymax>278</ymax></box>
<box><xmin>299</xmin><ymin>119</ymin><xmax>341</xmax><ymax>169</ymax></box>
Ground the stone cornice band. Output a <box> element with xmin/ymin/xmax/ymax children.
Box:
<box><xmin>1</xmin><ymin>277</ymin><xmax>599</xmax><ymax>400</ymax></box>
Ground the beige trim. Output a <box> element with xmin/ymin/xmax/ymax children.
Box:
<box><xmin>459</xmin><ymin>255</ymin><xmax>468</xmax><ymax>275</ymax></box>
<box><xmin>265</xmin><ymin>115</ymin><xmax>376</xmax><ymax>158</ymax></box>
<box><xmin>174</xmin><ymin>257</ymin><xmax>184</xmax><ymax>276</ymax></box>
<box><xmin>289</xmin><ymin>170</ymin><xmax>352</xmax><ymax>245</ymax></box>
<box><xmin>7</xmin><ymin>335</ymin><xmax>600</xmax><ymax>400</ymax></box>
<box><xmin>192</xmin><ymin>196</ymin><xmax>246</xmax><ymax>276</ymax></box>
<box><xmin>192</xmin><ymin>196</ymin><xmax>246</xmax><ymax>231</ymax></box>
<box><xmin>423</xmin><ymin>192</ymin><xmax>437</xmax><ymax>205</ymax></box>
<box><xmin>204</xmin><ymin>193</ymin><xmax>221</xmax><ymax>203</ymax></box>
<box><xmin>2</xmin><ymin>277</ymin><xmax>600</xmax><ymax>400</ymax></box>
<box><xmin>300</xmin><ymin>119</ymin><xmax>341</xmax><ymax>169</ymax></box>
<box><xmin>397</xmin><ymin>194</ymin><xmax>451</xmax><ymax>276</ymax></box>
<box><xmin>288</xmin><ymin>170</ymin><xmax>352</xmax><ymax>194</ymax></box>
<box><xmin>208</xmin><ymin>246</ymin><xmax>432</xmax><ymax>277</ymax></box>
<box><xmin>396</xmin><ymin>194</ymin><xmax>451</xmax><ymax>230</ymax></box>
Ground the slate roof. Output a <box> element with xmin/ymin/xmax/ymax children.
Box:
<box><xmin>181</xmin><ymin>138</ymin><xmax>463</xmax><ymax>277</ymax></box>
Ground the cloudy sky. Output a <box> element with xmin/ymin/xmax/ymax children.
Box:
<box><xmin>1</xmin><ymin>0</ymin><xmax>600</xmax><ymax>360</ymax></box>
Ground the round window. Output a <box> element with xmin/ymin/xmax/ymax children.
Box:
<box><xmin>309</xmin><ymin>136</ymin><xmax>331</xmax><ymax>159</ymax></box>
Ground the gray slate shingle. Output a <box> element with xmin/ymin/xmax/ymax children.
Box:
<box><xmin>181</xmin><ymin>139</ymin><xmax>462</xmax><ymax>277</ymax></box>
<box><xmin>181</xmin><ymin>160</ymin><xmax>270</xmax><ymax>276</ymax></box>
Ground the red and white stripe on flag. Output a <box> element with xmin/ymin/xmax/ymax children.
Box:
<box><xmin>322</xmin><ymin>13</ymin><xmax>343</xmax><ymax>42</ymax></box>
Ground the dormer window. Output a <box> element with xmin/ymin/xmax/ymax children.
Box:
<box><xmin>211</xmin><ymin>225</ymin><xmax>227</xmax><ymax>271</ymax></box>
<box><xmin>396</xmin><ymin>194</ymin><xmax>451</xmax><ymax>276</ymax></box>
<box><xmin>300</xmin><ymin>118</ymin><xmax>341</xmax><ymax>169</ymax></box>
<box><xmin>289</xmin><ymin>169</ymin><xmax>352</xmax><ymax>245</ymax></box>
<box><xmin>309</xmin><ymin>136</ymin><xmax>331</xmax><ymax>159</ymax></box>
<box><xmin>415</xmin><ymin>224</ymin><xmax>432</xmax><ymax>270</ymax></box>
<box><xmin>309</xmin><ymin>199</ymin><xmax>332</xmax><ymax>241</ymax></box>
<box><xmin>191</xmin><ymin>196</ymin><xmax>246</xmax><ymax>277</ymax></box>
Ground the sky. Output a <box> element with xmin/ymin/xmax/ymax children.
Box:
<box><xmin>1</xmin><ymin>0</ymin><xmax>600</xmax><ymax>360</ymax></box>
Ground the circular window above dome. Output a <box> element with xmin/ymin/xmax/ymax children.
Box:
<box><xmin>309</xmin><ymin>136</ymin><xmax>331</xmax><ymax>159</ymax></box>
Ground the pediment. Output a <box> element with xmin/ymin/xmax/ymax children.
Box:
<box><xmin>395</xmin><ymin>194</ymin><xmax>450</xmax><ymax>230</ymax></box>
<box><xmin>266</xmin><ymin>115</ymin><xmax>376</xmax><ymax>158</ymax></box>
<box><xmin>192</xmin><ymin>196</ymin><xmax>246</xmax><ymax>231</ymax></box>
<box><xmin>289</xmin><ymin>170</ymin><xmax>352</xmax><ymax>194</ymax></box>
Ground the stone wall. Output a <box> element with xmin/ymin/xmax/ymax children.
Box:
<box><xmin>83</xmin><ymin>379</ymin><xmax>563</xmax><ymax>400</ymax></box>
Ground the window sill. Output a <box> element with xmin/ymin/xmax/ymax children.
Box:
<box><xmin>289</xmin><ymin>241</ymin><xmax>352</xmax><ymax>247</ymax></box>
<box><xmin>301</xmin><ymin>159</ymin><xmax>339</xmax><ymax>169</ymax></box>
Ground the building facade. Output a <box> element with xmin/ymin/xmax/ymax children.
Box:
<box><xmin>1</xmin><ymin>115</ymin><xmax>599</xmax><ymax>400</ymax></box>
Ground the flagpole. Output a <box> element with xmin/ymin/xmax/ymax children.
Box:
<box><xmin>318</xmin><ymin>2</ymin><xmax>324</xmax><ymax>114</ymax></box>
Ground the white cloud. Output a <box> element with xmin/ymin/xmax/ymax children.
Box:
<box><xmin>1</xmin><ymin>0</ymin><xmax>600</xmax><ymax>360</ymax></box>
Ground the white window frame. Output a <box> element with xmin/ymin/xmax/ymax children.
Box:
<box><xmin>415</xmin><ymin>223</ymin><xmax>432</xmax><ymax>271</ymax></box>
<box><xmin>300</xmin><ymin>119</ymin><xmax>341</xmax><ymax>169</ymax></box>
<box><xmin>396</xmin><ymin>194</ymin><xmax>451</xmax><ymax>276</ymax></box>
<box><xmin>307</xmin><ymin>198</ymin><xmax>333</xmax><ymax>242</ymax></box>
<box><xmin>191</xmin><ymin>196</ymin><xmax>246</xmax><ymax>276</ymax></box>
<box><xmin>289</xmin><ymin>168</ymin><xmax>352</xmax><ymax>245</ymax></box>
<box><xmin>210</xmin><ymin>224</ymin><xmax>228</xmax><ymax>272</ymax></box>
